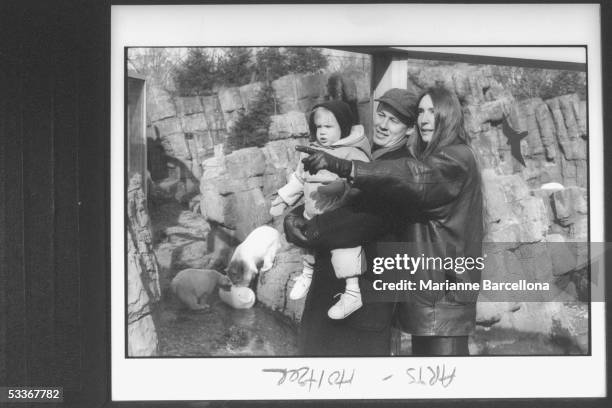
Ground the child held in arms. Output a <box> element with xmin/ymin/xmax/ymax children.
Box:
<box><xmin>270</xmin><ymin>100</ymin><xmax>371</xmax><ymax>319</ymax></box>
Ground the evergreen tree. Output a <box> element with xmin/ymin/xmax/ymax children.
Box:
<box><xmin>217</xmin><ymin>47</ymin><xmax>254</xmax><ymax>87</ymax></box>
<box><xmin>285</xmin><ymin>47</ymin><xmax>329</xmax><ymax>74</ymax></box>
<box><xmin>254</xmin><ymin>48</ymin><xmax>290</xmax><ymax>82</ymax></box>
<box><xmin>173</xmin><ymin>48</ymin><xmax>218</xmax><ymax>96</ymax></box>
<box><xmin>227</xmin><ymin>84</ymin><xmax>276</xmax><ymax>150</ymax></box>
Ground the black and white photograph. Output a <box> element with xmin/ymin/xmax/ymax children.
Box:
<box><xmin>111</xmin><ymin>3</ymin><xmax>606</xmax><ymax>402</ymax></box>
<box><xmin>126</xmin><ymin>45</ymin><xmax>591</xmax><ymax>358</ymax></box>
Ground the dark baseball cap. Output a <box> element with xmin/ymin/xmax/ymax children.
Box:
<box><xmin>374</xmin><ymin>88</ymin><xmax>418</xmax><ymax>125</ymax></box>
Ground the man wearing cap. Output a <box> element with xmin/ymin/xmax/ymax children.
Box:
<box><xmin>284</xmin><ymin>88</ymin><xmax>419</xmax><ymax>356</ymax></box>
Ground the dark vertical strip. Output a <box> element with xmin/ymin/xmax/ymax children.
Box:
<box><xmin>52</xmin><ymin>14</ymin><xmax>82</xmax><ymax>394</ymax></box>
<box><xmin>0</xmin><ymin>53</ymin><xmax>8</xmax><ymax>389</ymax></box>
<box><xmin>77</xmin><ymin>1</ymin><xmax>111</xmax><ymax>406</ymax></box>
<box><xmin>2</xmin><ymin>17</ymin><xmax>28</xmax><ymax>391</ymax></box>
<box><xmin>21</xmin><ymin>7</ymin><xmax>56</xmax><ymax>387</ymax></box>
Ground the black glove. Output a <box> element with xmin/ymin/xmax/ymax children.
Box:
<box><xmin>283</xmin><ymin>205</ymin><xmax>310</xmax><ymax>247</ymax></box>
<box><xmin>295</xmin><ymin>145</ymin><xmax>353</xmax><ymax>178</ymax></box>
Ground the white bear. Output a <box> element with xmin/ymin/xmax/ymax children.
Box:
<box><xmin>171</xmin><ymin>268</ymin><xmax>231</xmax><ymax>311</ymax></box>
<box><xmin>226</xmin><ymin>225</ymin><xmax>281</xmax><ymax>286</ymax></box>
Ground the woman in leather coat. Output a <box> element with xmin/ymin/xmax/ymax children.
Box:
<box><xmin>286</xmin><ymin>86</ymin><xmax>484</xmax><ymax>356</ymax></box>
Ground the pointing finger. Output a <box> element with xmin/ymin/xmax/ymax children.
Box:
<box><xmin>295</xmin><ymin>145</ymin><xmax>318</xmax><ymax>155</ymax></box>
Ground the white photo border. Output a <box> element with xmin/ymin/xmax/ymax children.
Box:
<box><xmin>111</xmin><ymin>3</ymin><xmax>605</xmax><ymax>401</ymax></box>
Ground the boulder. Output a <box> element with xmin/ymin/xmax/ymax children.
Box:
<box><xmin>407</xmin><ymin>64</ymin><xmax>462</xmax><ymax>98</ymax></box>
<box><xmin>239</xmin><ymin>82</ymin><xmax>264</xmax><ymax>112</ymax></box>
<box><xmin>127</xmin><ymin>232</ymin><xmax>158</xmax><ymax>356</ymax></box>
<box><xmin>551</xmin><ymin>187</ymin><xmax>588</xmax><ymax>226</ymax></box>
<box><xmin>256</xmin><ymin>245</ymin><xmax>305</xmax><ymax>322</ymax></box>
<box><xmin>154</xmin><ymin>117</ymin><xmax>184</xmax><ymax>138</ymax></box>
<box><xmin>218</xmin><ymin>87</ymin><xmax>244</xmax><ymax>131</ymax></box>
<box><xmin>569</xmin><ymin>216</ymin><xmax>588</xmax><ymax>242</ymax></box>
<box><xmin>535</xmin><ymin>102</ymin><xmax>557</xmax><ymax>160</ymax></box>
<box><xmin>261</xmin><ymin>139</ymin><xmax>308</xmax><ymax>196</ymax></box>
<box><xmin>295</xmin><ymin>73</ymin><xmax>327</xmax><ymax>111</ymax></box>
<box><xmin>207</xmin><ymin>175</ymin><xmax>264</xmax><ymax>196</ymax></box>
<box><xmin>201</xmin><ymin>155</ymin><xmax>226</xmax><ymax>179</ymax></box>
<box><xmin>200</xmin><ymin>95</ymin><xmax>226</xmax><ymax>131</ymax></box>
<box><xmin>153</xmin><ymin>242</ymin><xmax>175</xmax><ymax>292</ymax></box>
<box><xmin>561</xmin><ymin>157</ymin><xmax>587</xmax><ymax>188</ymax></box>
<box><xmin>546</xmin><ymin>95</ymin><xmax>587</xmax><ymax>161</ymax></box>
<box><xmin>496</xmin><ymin>302</ymin><xmax>588</xmax><ymax>353</ymax></box>
<box><xmin>268</xmin><ymin>111</ymin><xmax>309</xmax><ymax>140</ymax></box>
<box><xmin>200</xmin><ymin>183</ymin><xmax>227</xmax><ymax>225</ymax></box>
<box><xmin>578</xmin><ymin>100</ymin><xmax>587</xmax><ymax>136</ymax></box>
<box><xmin>181</xmin><ymin>113</ymin><xmax>208</xmax><ymax>133</ymax></box>
<box><xmin>272</xmin><ymin>74</ymin><xmax>299</xmax><ymax>114</ymax></box>
<box><xmin>147</xmin><ymin>86</ymin><xmax>176</xmax><ymax>122</ymax></box>
<box><xmin>175</xmin><ymin>96</ymin><xmax>204</xmax><ymax>116</ymax></box>
<box><xmin>476</xmin><ymin>301</ymin><xmax>521</xmax><ymax>327</ymax></box>
<box><xmin>218</xmin><ymin>86</ymin><xmax>244</xmax><ymax>114</ymax></box>
<box><xmin>127</xmin><ymin>314</ymin><xmax>158</xmax><ymax>357</ymax></box>
<box><xmin>227</xmin><ymin>189</ymin><xmax>272</xmax><ymax>241</ymax></box>
<box><xmin>263</xmin><ymin>166</ymin><xmax>289</xmax><ymax>197</ymax></box>
<box><xmin>163</xmin><ymin>210</ymin><xmax>211</xmax><ymax>241</ymax></box>
<box><xmin>261</xmin><ymin>139</ymin><xmax>305</xmax><ymax>170</ymax></box>
<box><xmin>517</xmin><ymin>98</ymin><xmax>545</xmax><ymax>157</ymax></box>
<box><xmin>200</xmin><ymin>182</ymin><xmax>272</xmax><ymax>241</ymax></box>
<box><xmin>482</xmin><ymin>170</ymin><xmax>548</xmax><ymax>243</ymax></box>
<box><xmin>171</xmin><ymin>241</ymin><xmax>209</xmax><ymax>271</ymax></box>
<box><xmin>224</xmin><ymin>147</ymin><xmax>266</xmax><ymax>178</ymax></box>
<box><xmin>471</xmin><ymin>302</ymin><xmax>588</xmax><ymax>355</ymax></box>
<box><xmin>545</xmin><ymin>234</ymin><xmax>579</xmax><ymax>276</ymax></box>
<box><xmin>558</xmin><ymin>94</ymin><xmax>580</xmax><ymax>140</ymax></box>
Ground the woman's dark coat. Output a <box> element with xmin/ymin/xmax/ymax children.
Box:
<box><xmin>352</xmin><ymin>143</ymin><xmax>484</xmax><ymax>336</ymax></box>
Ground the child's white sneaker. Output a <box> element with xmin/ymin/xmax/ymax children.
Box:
<box><xmin>327</xmin><ymin>290</ymin><xmax>362</xmax><ymax>319</ymax></box>
<box><xmin>289</xmin><ymin>273</ymin><xmax>312</xmax><ymax>300</ymax></box>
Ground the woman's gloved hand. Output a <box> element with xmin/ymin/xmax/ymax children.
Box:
<box><xmin>296</xmin><ymin>146</ymin><xmax>353</xmax><ymax>178</ymax></box>
<box><xmin>283</xmin><ymin>205</ymin><xmax>311</xmax><ymax>247</ymax></box>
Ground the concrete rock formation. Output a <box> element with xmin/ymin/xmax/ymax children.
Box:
<box><xmin>127</xmin><ymin>174</ymin><xmax>160</xmax><ymax>356</ymax></box>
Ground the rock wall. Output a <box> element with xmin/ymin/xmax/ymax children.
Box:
<box><xmin>127</xmin><ymin>174</ymin><xmax>160</xmax><ymax>356</ymax></box>
<box><xmin>127</xmin><ymin>230</ymin><xmax>159</xmax><ymax>356</ymax></box>
<box><xmin>146</xmin><ymin>70</ymin><xmax>371</xmax><ymax>185</ymax></box>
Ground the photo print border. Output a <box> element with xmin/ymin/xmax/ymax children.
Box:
<box><xmin>110</xmin><ymin>2</ymin><xmax>611</xmax><ymax>404</ymax></box>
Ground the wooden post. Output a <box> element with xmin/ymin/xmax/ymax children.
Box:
<box><xmin>371</xmin><ymin>55</ymin><xmax>409</xmax><ymax>126</ymax></box>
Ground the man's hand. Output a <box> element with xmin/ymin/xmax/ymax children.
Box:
<box><xmin>283</xmin><ymin>205</ymin><xmax>311</xmax><ymax>247</ymax></box>
<box><xmin>296</xmin><ymin>145</ymin><xmax>353</xmax><ymax>178</ymax></box>
<box><xmin>317</xmin><ymin>179</ymin><xmax>348</xmax><ymax>196</ymax></box>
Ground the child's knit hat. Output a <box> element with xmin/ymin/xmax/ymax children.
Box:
<box><xmin>308</xmin><ymin>100</ymin><xmax>356</xmax><ymax>139</ymax></box>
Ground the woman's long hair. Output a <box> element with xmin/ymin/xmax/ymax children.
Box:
<box><xmin>414</xmin><ymin>86</ymin><xmax>469</xmax><ymax>159</ymax></box>
<box><xmin>414</xmin><ymin>85</ymin><xmax>488</xmax><ymax>238</ymax></box>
